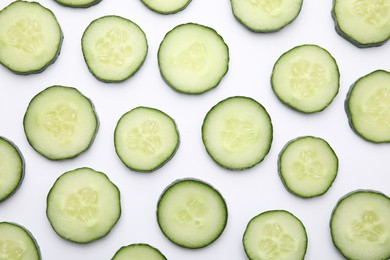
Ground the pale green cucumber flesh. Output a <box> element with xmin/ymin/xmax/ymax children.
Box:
<box><xmin>158</xmin><ymin>23</ymin><xmax>229</xmax><ymax>94</ymax></box>
<box><xmin>332</xmin><ymin>0</ymin><xmax>390</xmax><ymax>47</ymax></box>
<box><xmin>202</xmin><ymin>96</ymin><xmax>272</xmax><ymax>170</ymax></box>
<box><xmin>54</xmin><ymin>0</ymin><xmax>102</xmax><ymax>8</ymax></box>
<box><xmin>0</xmin><ymin>137</ymin><xmax>25</xmax><ymax>202</ymax></box>
<box><xmin>243</xmin><ymin>210</ymin><xmax>308</xmax><ymax>260</ymax></box>
<box><xmin>114</xmin><ymin>106</ymin><xmax>179</xmax><ymax>172</ymax></box>
<box><xmin>271</xmin><ymin>44</ymin><xmax>340</xmax><ymax>113</ymax></box>
<box><xmin>278</xmin><ymin>136</ymin><xmax>338</xmax><ymax>198</ymax></box>
<box><xmin>23</xmin><ymin>85</ymin><xmax>98</xmax><ymax>160</ymax></box>
<box><xmin>230</xmin><ymin>0</ymin><xmax>303</xmax><ymax>32</ymax></box>
<box><xmin>82</xmin><ymin>15</ymin><xmax>148</xmax><ymax>83</ymax></box>
<box><xmin>0</xmin><ymin>222</ymin><xmax>41</xmax><ymax>260</ymax></box>
<box><xmin>345</xmin><ymin>70</ymin><xmax>390</xmax><ymax>143</ymax></box>
<box><xmin>0</xmin><ymin>1</ymin><xmax>63</xmax><ymax>74</ymax></box>
<box><xmin>112</xmin><ymin>243</ymin><xmax>167</xmax><ymax>260</ymax></box>
<box><xmin>46</xmin><ymin>167</ymin><xmax>121</xmax><ymax>243</ymax></box>
<box><xmin>330</xmin><ymin>190</ymin><xmax>390</xmax><ymax>260</ymax></box>
<box><xmin>141</xmin><ymin>0</ymin><xmax>191</xmax><ymax>14</ymax></box>
<box><xmin>157</xmin><ymin>178</ymin><xmax>228</xmax><ymax>249</ymax></box>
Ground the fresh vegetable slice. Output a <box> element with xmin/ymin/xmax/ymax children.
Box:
<box><xmin>0</xmin><ymin>0</ymin><xmax>63</xmax><ymax>74</ymax></box>
<box><xmin>278</xmin><ymin>136</ymin><xmax>338</xmax><ymax>198</ymax></box>
<box><xmin>141</xmin><ymin>0</ymin><xmax>191</xmax><ymax>14</ymax></box>
<box><xmin>156</xmin><ymin>178</ymin><xmax>228</xmax><ymax>249</ymax></box>
<box><xmin>202</xmin><ymin>96</ymin><xmax>273</xmax><ymax>170</ymax></box>
<box><xmin>230</xmin><ymin>0</ymin><xmax>303</xmax><ymax>32</ymax></box>
<box><xmin>23</xmin><ymin>85</ymin><xmax>98</xmax><ymax>160</ymax></box>
<box><xmin>54</xmin><ymin>0</ymin><xmax>102</xmax><ymax>8</ymax></box>
<box><xmin>243</xmin><ymin>210</ymin><xmax>308</xmax><ymax>260</ymax></box>
<box><xmin>330</xmin><ymin>190</ymin><xmax>390</xmax><ymax>260</ymax></box>
<box><xmin>114</xmin><ymin>106</ymin><xmax>179</xmax><ymax>172</ymax></box>
<box><xmin>112</xmin><ymin>243</ymin><xmax>167</xmax><ymax>260</ymax></box>
<box><xmin>158</xmin><ymin>23</ymin><xmax>229</xmax><ymax>94</ymax></box>
<box><xmin>332</xmin><ymin>0</ymin><xmax>390</xmax><ymax>47</ymax></box>
<box><xmin>82</xmin><ymin>15</ymin><xmax>148</xmax><ymax>83</ymax></box>
<box><xmin>345</xmin><ymin>69</ymin><xmax>390</xmax><ymax>143</ymax></box>
<box><xmin>46</xmin><ymin>167</ymin><xmax>121</xmax><ymax>243</ymax></box>
<box><xmin>271</xmin><ymin>44</ymin><xmax>340</xmax><ymax>113</ymax></box>
<box><xmin>0</xmin><ymin>222</ymin><xmax>41</xmax><ymax>260</ymax></box>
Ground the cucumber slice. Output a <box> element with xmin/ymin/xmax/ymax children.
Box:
<box><xmin>243</xmin><ymin>210</ymin><xmax>308</xmax><ymax>260</ymax></box>
<box><xmin>330</xmin><ymin>190</ymin><xmax>390</xmax><ymax>260</ymax></box>
<box><xmin>345</xmin><ymin>70</ymin><xmax>390</xmax><ymax>143</ymax></box>
<box><xmin>278</xmin><ymin>136</ymin><xmax>338</xmax><ymax>198</ymax></box>
<box><xmin>271</xmin><ymin>44</ymin><xmax>340</xmax><ymax>113</ymax></box>
<box><xmin>230</xmin><ymin>0</ymin><xmax>303</xmax><ymax>32</ymax></box>
<box><xmin>23</xmin><ymin>85</ymin><xmax>98</xmax><ymax>160</ymax></box>
<box><xmin>156</xmin><ymin>178</ymin><xmax>228</xmax><ymax>249</ymax></box>
<box><xmin>332</xmin><ymin>0</ymin><xmax>390</xmax><ymax>47</ymax></box>
<box><xmin>0</xmin><ymin>222</ymin><xmax>41</xmax><ymax>260</ymax></box>
<box><xmin>141</xmin><ymin>0</ymin><xmax>191</xmax><ymax>14</ymax></box>
<box><xmin>82</xmin><ymin>15</ymin><xmax>148</xmax><ymax>83</ymax></box>
<box><xmin>0</xmin><ymin>0</ymin><xmax>63</xmax><ymax>74</ymax></box>
<box><xmin>202</xmin><ymin>96</ymin><xmax>273</xmax><ymax>170</ymax></box>
<box><xmin>114</xmin><ymin>106</ymin><xmax>179</xmax><ymax>172</ymax></box>
<box><xmin>112</xmin><ymin>243</ymin><xmax>167</xmax><ymax>260</ymax></box>
<box><xmin>46</xmin><ymin>167</ymin><xmax>121</xmax><ymax>243</ymax></box>
<box><xmin>54</xmin><ymin>0</ymin><xmax>102</xmax><ymax>8</ymax></box>
<box><xmin>0</xmin><ymin>137</ymin><xmax>24</xmax><ymax>202</ymax></box>
<box><xmin>158</xmin><ymin>23</ymin><xmax>229</xmax><ymax>94</ymax></box>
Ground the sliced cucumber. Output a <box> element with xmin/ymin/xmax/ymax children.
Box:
<box><xmin>0</xmin><ymin>222</ymin><xmax>41</xmax><ymax>260</ymax></box>
<box><xmin>271</xmin><ymin>44</ymin><xmax>340</xmax><ymax>113</ymax></box>
<box><xmin>112</xmin><ymin>243</ymin><xmax>167</xmax><ymax>260</ymax></box>
<box><xmin>141</xmin><ymin>0</ymin><xmax>191</xmax><ymax>14</ymax></box>
<box><xmin>82</xmin><ymin>15</ymin><xmax>148</xmax><ymax>83</ymax></box>
<box><xmin>156</xmin><ymin>178</ymin><xmax>228</xmax><ymax>249</ymax></box>
<box><xmin>278</xmin><ymin>136</ymin><xmax>338</xmax><ymax>198</ymax></box>
<box><xmin>46</xmin><ymin>167</ymin><xmax>121</xmax><ymax>243</ymax></box>
<box><xmin>230</xmin><ymin>0</ymin><xmax>303</xmax><ymax>32</ymax></box>
<box><xmin>345</xmin><ymin>69</ymin><xmax>390</xmax><ymax>143</ymax></box>
<box><xmin>158</xmin><ymin>23</ymin><xmax>229</xmax><ymax>94</ymax></box>
<box><xmin>243</xmin><ymin>210</ymin><xmax>308</xmax><ymax>260</ymax></box>
<box><xmin>202</xmin><ymin>96</ymin><xmax>272</xmax><ymax>170</ymax></box>
<box><xmin>332</xmin><ymin>0</ymin><xmax>390</xmax><ymax>47</ymax></box>
<box><xmin>23</xmin><ymin>85</ymin><xmax>98</xmax><ymax>160</ymax></box>
<box><xmin>114</xmin><ymin>106</ymin><xmax>179</xmax><ymax>172</ymax></box>
<box><xmin>54</xmin><ymin>0</ymin><xmax>102</xmax><ymax>8</ymax></box>
<box><xmin>330</xmin><ymin>190</ymin><xmax>390</xmax><ymax>260</ymax></box>
<box><xmin>0</xmin><ymin>137</ymin><xmax>24</xmax><ymax>202</ymax></box>
<box><xmin>0</xmin><ymin>0</ymin><xmax>63</xmax><ymax>74</ymax></box>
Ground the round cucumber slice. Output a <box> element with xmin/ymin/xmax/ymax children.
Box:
<box><xmin>23</xmin><ymin>85</ymin><xmax>98</xmax><ymax>160</ymax></box>
<box><xmin>202</xmin><ymin>96</ymin><xmax>273</xmax><ymax>170</ymax></box>
<box><xmin>114</xmin><ymin>106</ymin><xmax>180</xmax><ymax>172</ymax></box>
<box><xmin>82</xmin><ymin>15</ymin><xmax>148</xmax><ymax>83</ymax></box>
<box><xmin>156</xmin><ymin>178</ymin><xmax>228</xmax><ymax>249</ymax></box>
<box><xmin>271</xmin><ymin>44</ymin><xmax>340</xmax><ymax>113</ymax></box>
<box><xmin>112</xmin><ymin>243</ymin><xmax>167</xmax><ymax>260</ymax></box>
<box><xmin>278</xmin><ymin>136</ymin><xmax>338</xmax><ymax>198</ymax></box>
<box><xmin>345</xmin><ymin>70</ymin><xmax>390</xmax><ymax>143</ymax></box>
<box><xmin>46</xmin><ymin>167</ymin><xmax>121</xmax><ymax>243</ymax></box>
<box><xmin>54</xmin><ymin>0</ymin><xmax>102</xmax><ymax>8</ymax></box>
<box><xmin>158</xmin><ymin>23</ymin><xmax>229</xmax><ymax>94</ymax></box>
<box><xmin>243</xmin><ymin>210</ymin><xmax>308</xmax><ymax>260</ymax></box>
<box><xmin>332</xmin><ymin>0</ymin><xmax>390</xmax><ymax>47</ymax></box>
<box><xmin>230</xmin><ymin>0</ymin><xmax>303</xmax><ymax>32</ymax></box>
<box><xmin>330</xmin><ymin>190</ymin><xmax>390</xmax><ymax>260</ymax></box>
<box><xmin>0</xmin><ymin>222</ymin><xmax>41</xmax><ymax>260</ymax></box>
<box><xmin>0</xmin><ymin>0</ymin><xmax>63</xmax><ymax>74</ymax></box>
<box><xmin>141</xmin><ymin>0</ymin><xmax>191</xmax><ymax>14</ymax></box>
<box><xmin>0</xmin><ymin>137</ymin><xmax>25</xmax><ymax>203</ymax></box>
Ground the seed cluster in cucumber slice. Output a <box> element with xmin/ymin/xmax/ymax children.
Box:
<box><xmin>0</xmin><ymin>1</ymin><xmax>63</xmax><ymax>74</ymax></box>
<box><xmin>141</xmin><ymin>0</ymin><xmax>191</xmax><ymax>14</ymax></box>
<box><xmin>54</xmin><ymin>0</ymin><xmax>103</xmax><ymax>8</ymax></box>
<box><xmin>112</xmin><ymin>243</ymin><xmax>167</xmax><ymax>260</ymax></box>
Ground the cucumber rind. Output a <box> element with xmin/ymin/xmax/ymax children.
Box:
<box><xmin>0</xmin><ymin>136</ymin><xmax>25</xmax><ymax>203</ymax></box>
<box><xmin>330</xmin><ymin>190</ymin><xmax>390</xmax><ymax>260</ymax></box>
<box><xmin>156</xmin><ymin>178</ymin><xmax>228</xmax><ymax>249</ymax></box>
<box><xmin>0</xmin><ymin>222</ymin><xmax>41</xmax><ymax>260</ymax></box>
<box><xmin>112</xmin><ymin>243</ymin><xmax>167</xmax><ymax>260</ymax></box>
<box><xmin>345</xmin><ymin>69</ymin><xmax>390</xmax><ymax>143</ymax></box>
<box><xmin>278</xmin><ymin>136</ymin><xmax>339</xmax><ymax>198</ymax></box>
<box><xmin>141</xmin><ymin>0</ymin><xmax>192</xmax><ymax>14</ymax></box>
<box><xmin>54</xmin><ymin>0</ymin><xmax>103</xmax><ymax>8</ymax></box>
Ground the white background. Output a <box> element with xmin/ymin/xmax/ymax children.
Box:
<box><xmin>0</xmin><ymin>0</ymin><xmax>389</xmax><ymax>259</ymax></box>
